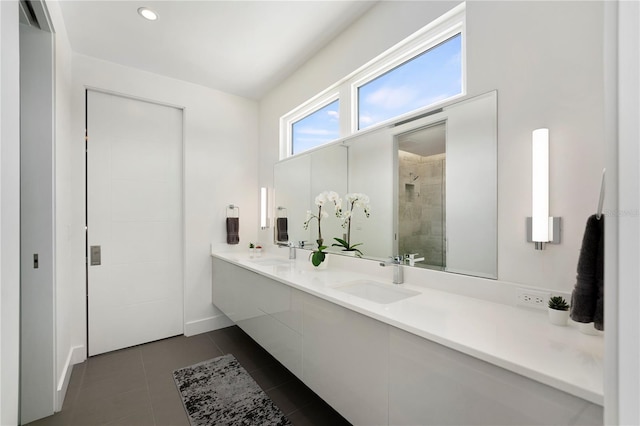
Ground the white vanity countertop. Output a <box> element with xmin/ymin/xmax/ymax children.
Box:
<box><xmin>211</xmin><ymin>250</ymin><xmax>604</xmax><ymax>405</ymax></box>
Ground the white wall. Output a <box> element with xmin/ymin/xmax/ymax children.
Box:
<box><xmin>47</xmin><ymin>0</ymin><xmax>89</xmax><ymax>410</ymax></box>
<box><xmin>0</xmin><ymin>1</ymin><xmax>21</xmax><ymax>424</ymax></box>
<box><xmin>47</xmin><ymin>3</ymin><xmax>260</xmax><ymax>400</ymax></box>
<box><xmin>259</xmin><ymin>1</ymin><xmax>606</xmax><ymax>293</ymax></box>
<box><xmin>70</xmin><ymin>55</ymin><xmax>259</xmax><ymax>338</ymax></box>
<box><xmin>468</xmin><ymin>1</ymin><xmax>605</xmax><ymax>291</ymax></box>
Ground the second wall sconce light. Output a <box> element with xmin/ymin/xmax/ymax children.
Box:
<box><xmin>527</xmin><ymin>128</ymin><xmax>561</xmax><ymax>250</ymax></box>
<box><xmin>260</xmin><ymin>187</ymin><xmax>269</xmax><ymax>230</ymax></box>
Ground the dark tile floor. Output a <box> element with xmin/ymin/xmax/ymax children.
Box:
<box><xmin>27</xmin><ymin>326</ymin><xmax>350</xmax><ymax>426</ymax></box>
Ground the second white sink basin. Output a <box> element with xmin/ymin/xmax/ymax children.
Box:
<box><xmin>334</xmin><ymin>280</ymin><xmax>420</xmax><ymax>304</ymax></box>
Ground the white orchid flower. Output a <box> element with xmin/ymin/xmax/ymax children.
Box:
<box><xmin>340</xmin><ymin>210</ymin><xmax>351</xmax><ymax>228</ymax></box>
<box><xmin>303</xmin><ymin>210</ymin><xmax>313</xmax><ymax>230</ymax></box>
<box><xmin>343</xmin><ymin>193</ymin><xmax>370</xmax><ymax>211</ymax></box>
<box><xmin>333</xmin><ymin>198</ymin><xmax>343</xmax><ymax>216</ymax></box>
<box><xmin>327</xmin><ymin>191</ymin><xmax>340</xmax><ymax>202</ymax></box>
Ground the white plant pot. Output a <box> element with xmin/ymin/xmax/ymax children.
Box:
<box><xmin>312</xmin><ymin>253</ymin><xmax>329</xmax><ymax>269</ymax></box>
<box><xmin>577</xmin><ymin>321</ymin><xmax>601</xmax><ymax>335</ymax></box>
<box><xmin>548</xmin><ymin>308</ymin><xmax>569</xmax><ymax>326</ymax></box>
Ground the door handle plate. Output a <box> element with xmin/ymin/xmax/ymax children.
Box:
<box><xmin>90</xmin><ymin>245</ymin><xmax>101</xmax><ymax>266</ymax></box>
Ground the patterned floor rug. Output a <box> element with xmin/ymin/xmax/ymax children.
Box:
<box><xmin>173</xmin><ymin>354</ymin><xmax>292</xmax><ymax>426</ymax></box>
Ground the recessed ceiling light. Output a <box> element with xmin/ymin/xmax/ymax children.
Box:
<box><xmin>137</xmin><ymin>7</ymin><xmax>158</xmax><ymax>21</ymax></box>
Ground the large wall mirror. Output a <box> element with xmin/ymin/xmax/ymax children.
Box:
<box><xmin>274</xmin><ymin>91</ymin><xmax>497</xmax><ymax>279</ymax></box>
<box><xmin>274</xmin><ymin>143</ymin><xmax>348</xmax><ymax>247</ymax></box>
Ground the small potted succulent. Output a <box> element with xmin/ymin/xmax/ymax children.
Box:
<box><xmin>547</xmin><ymin>296</ymin><xmax>570</xmax><ymax>326</ymax></box>
<box><xmin>249</xmin><ymin>242</ymin><xmax>255</xmax><ymax>257</ymax></box>
<box><xmin>255</xmin><ymin>244</ymin><xmax>262</xmax><ymax>257</ymax></box>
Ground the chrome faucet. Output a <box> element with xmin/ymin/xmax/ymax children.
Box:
<box><xmin>278</xmin><ymin>240</ymin><xmax>308</xmax><ymax>260</ymax></box>
<box><xmin>405</xmin><ymin>253</ymin><xmax>425</xmax><ymax>267</ymax></box>
<box><xmin>379</xmin><ymin>255</ymin><xmax>404</xmax><ymax>284</ymax></box>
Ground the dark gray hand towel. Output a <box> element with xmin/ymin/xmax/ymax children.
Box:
<box><xmin>226</xmin><ymin>217</ymin><xmax>239</xmax><ymax>245</ymax></box>
<box><xmin>276</xmin><ymin>217</ymin><xmax>288</xmax><ymax>242</ymax></box>
<box><xmin>570</xmin><ymin>214</ymin><xmax>604</xmax><ymax>330</ymax></box>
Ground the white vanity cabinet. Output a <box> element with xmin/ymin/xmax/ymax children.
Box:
<box><xmin>388</xmin><ymin>328</ymin><xmax>602</xmax><ymax>425</ymax></box>
<box><xmin>211</xmin><ymin>257</ymin><xmax>303</xmax><ymax>377</ymax></box>
<box><xmin>302</xmin><ymin>293</ymin><xmax>389</xmax><ymax>425</ymax></box>
<box><xmin>211</xmin><ymin>255</ymin><xmax>603</xmax><ymax>426</ymax></box>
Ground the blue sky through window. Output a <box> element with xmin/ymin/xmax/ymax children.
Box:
<box><xmin>292</xmin><ymin>99</ymin><xmax>340</xmax><ymax>155</ymax></box>
<box><xmin>358</xmin><ymin>33</ymin><xmax>462</xmax><ymax>130</ymax></box>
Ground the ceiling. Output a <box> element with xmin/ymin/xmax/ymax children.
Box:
<box><xmin>398</xmin><ymin>122</ymin><xmax>446</xmax><ymax>158</ymax></box>
<box><xmin>57</xmin><ymin>1</ymin><xmax>376</xmax><ymax>100</ymax></box>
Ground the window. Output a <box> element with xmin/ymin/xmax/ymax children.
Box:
<box><xmin>280</xmin><ymin>3</ymin><xmax>465</xmax><ymax>159</ymax></box>
<box><xmin>291</xmin><ymin>99</ymin><xmax>340</xmax><ymax>155</ymax></box>
<box><xmin>357</xmin><ymin>34</ymin><xmax>462</xmax><ymax>130</ymax></box>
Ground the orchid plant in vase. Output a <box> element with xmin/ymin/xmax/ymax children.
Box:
<box><xmin>331</xmin><ymin>193</ymin><xmax>370</xmax><ymax>256</ymax></box>
<box><xmin>304</xmin><ymin>191</ymin><xmax>339</xmax><ymax>267</ymax></box>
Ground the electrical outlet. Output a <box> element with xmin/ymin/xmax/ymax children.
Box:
<box><xmin>516</xmin><ymin>288</ymin><xmax>549</xmax><ymax>310</ymax></box>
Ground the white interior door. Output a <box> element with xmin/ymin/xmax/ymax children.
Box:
<box><xmin>87</xmin><ymin>90</ymin><xmax>183</xmax><ymax>356</ymax></box>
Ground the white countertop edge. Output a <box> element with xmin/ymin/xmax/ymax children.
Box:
<box><xmin>210</xmin><ymin>251</ymin><xmax>604</xmax><ymax>406</ymax></box>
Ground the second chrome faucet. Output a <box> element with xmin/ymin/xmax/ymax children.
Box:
<box><xmin>379</xmin><ymin>255</ymin><xmax>404</xmax><ymax>284</ymax></box>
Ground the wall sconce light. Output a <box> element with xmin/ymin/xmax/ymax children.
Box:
<box><xmin>527</xmin><ymin>128</ymin><xmax>561</xmax><ymax>249</ymax></box>
<box><xmin>260</xmin><ymin>187</ymin><xmax>268</xmax><ymax>230</ymax></box>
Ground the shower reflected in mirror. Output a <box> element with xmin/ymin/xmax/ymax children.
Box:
<box><xmin>397</xmin><ymin>122</ymin><xmax>447</xmax><ymax>270</ymax></box>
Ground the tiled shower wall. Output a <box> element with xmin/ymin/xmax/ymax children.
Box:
<box><xmin>398</xmin><ymin>151</ymin><xmax>445</xmax><ymax>268</ymax></box>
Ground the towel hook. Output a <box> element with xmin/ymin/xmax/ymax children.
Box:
<box><xmin>596</xmin><ymin>168</ymin><xmax>605</xmax><ymax>220</ymax></box>
<box><xmin>277</xmin><ymin>206</ymin><xmax>288</xmax><ymax>218</ymax></box>
<box><xmin>227</xmin><ymin>204</ymin><xmax>240</xmax><ymax>218</ymax></box>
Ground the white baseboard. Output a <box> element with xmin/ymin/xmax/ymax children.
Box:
<box><xmin>56</xmin><ymin>345</ymin><xmax>85</xmax><ymax>412</ymax></box>
<box><xmin>184</xmin><ymin>314</ymin><xmax>234</xmax><ymax>336</ymax></box>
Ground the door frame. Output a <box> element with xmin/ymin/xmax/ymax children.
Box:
<box><xmin>19</xmin><ymin>0</ymin><xmax>56</xmax><ymax>423</ymax></box>
<box><xmin>84</xmin><ymin>87</ymin><xmax>187</xmax><ymax>357</ymax></box>
<box><xmin>606</xmin><ymin>1</ymin><xmax>640</xmax><ymax>424</ymax></box>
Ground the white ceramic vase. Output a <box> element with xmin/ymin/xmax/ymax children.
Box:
<box><xmin>548</xmin><ymin>308</ymin><xmax>569</xmax><ymax>326</ymax></box>
<box><xmin>312</xmin><ymin>253</ymin><xmax>329</xmax><ymax>270</ymax></box>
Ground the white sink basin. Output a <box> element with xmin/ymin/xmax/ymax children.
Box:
<box><xmin>333</xmin><ymin>279</ymin><xmax>420</xmax><ymax>304</ymax></box>
<box><xmin>248</xmin><ymin>257</ymin><xmax>292</xmax><ymax>266</ymax></box>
